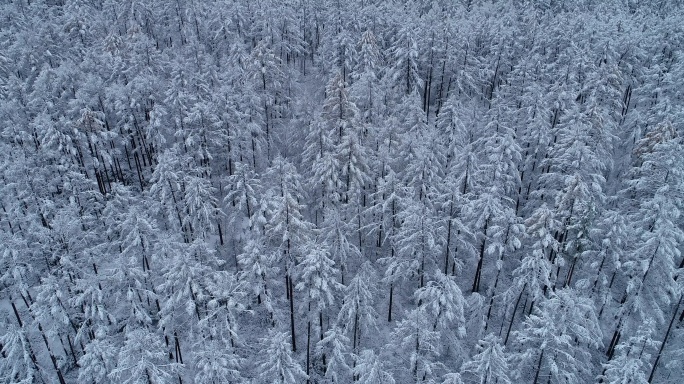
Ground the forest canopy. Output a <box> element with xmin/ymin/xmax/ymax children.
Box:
<box><xmin>1</xmin><ymin>0</ymin><xmax>683</xmax><ymax>383</ymax></box>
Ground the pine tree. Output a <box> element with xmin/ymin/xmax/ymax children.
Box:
<box><xmin>305</xmin><ymin>118</ymin><xmax>342</xmax><ymax>217</ymax></box>
<box><xmin>237</xmin><ymin>233</ymin><xmax>278</xmax><ymax>312</ymax></box>
<box><xmin>98</xmin><ymin>185</ymin><xmax>159</xmax><ymax>331</ymax></box>
<box><xmin>182</xmin><ymin>171</ymin><xmax>222</xmax><ymax>240</ymax></box>
<box><xmin>600</xmin><ymin>320</ymin><xmax>658</xmax><ymax>384</ymax></box>
<box><xmin>321</xmin><ymin>71</ymin><xmax>360</xmax><ymax>145</ymax></box>
<box><xmin>264</xmin><ymin>156</ymin><xmax>315</xmax><ymax>352</ymax></box>
<box><xmin>589</xmin><ymin>209</ymin><xmax>631</xmax><ymax>317</ymax></box>
<box><xmin>337</xmin><ymin>261</ymin><xmax>379</xmax><ymax>352</ymax></box>
<box><xmin>351</xmin><ymin>29</ymin><xmax>383</xmax><ymax>126</ymax></box>
<box><xmin>460</xmin><ymin>334</ymin><xmax>511</xmax><ymax>384</ymax></box>
<box><xmin>192</xmin><ymin>338</ymin><xmax>243</xmax><ymax>384</ymax></box>
<box><xmin>390</xmin><ymin>308</ymin><xmax>443</xmax><ymax>383</ymax></box>
<box><xmin>467</xmin><ymin>188</ymin><xmax>510</xmax><ymax>294</ymax></box>
<box><xmin>415</xmin><ymin>270</ymin><xmax>466</xmax><ymax>342</ymax></box>
<box><xmin>245</xmin><ymin>40</ymin><xmax>286</xmax><ymax>159</ymax></box>
<box><xmin>402</xmin><ymin>121</ymin><xmax>444</xmax><ymax>204</ymax></box>
<box><xmin>296</xmin><ymin>241</ymin><xmax>343</xmax><ymax>378</ymax></box>
<box><xmin>256</xmin><ymin>330</ymin><xmax>308</xmax><ymax>384</ymax></box>
<box><xmin>438</xmin><ymin>96</ymin><xmax>480</xmax><ymax>197</ymax></box>
<box><xmin>387</xmin><ymin>25</ymin><xmax>422</xmax><ymax>97</ymax></box>
<box><xmin>385</xmin><ymin>198</ymin><xmax>443</xmax><ymax>291</ymax></box>
<box><xmin>109</xmin><ymin>328</ymin><xmax>180</xmax><ymax>384</ymax></box>
<box><xmin>77</xmin><ymin>332</ymin><xmax>117</xmax><ymax>384</ymax></box>
<box><xmin>511</xmin><ymin>204</ymin><xmax>562</xmax><ymax>310</ymax></box>
<box><xmin>195</xmin><ymin>270</ymin><xmax>247</xmax><ymax>383</ymax></box>
<box><xmin>316</xmin><ymin>326</ymin><xmax>351</xmax><ymax>383</ymax></box>
<box><xmin>0</xmin><ymin>319</ymin><xmax>40</xmax><ymax>384</ymax></box>
<box><xmin>437</xmin><ymin>97</ymin><xmax>479</xmax><ymax>277</ymax></box>
<box><xmin>157</xmin><ymin>238</ymin><xmax>217</xmax><ymax>330</ymax></box>
<box><xmin>368</xmin><ymin>166</ymin><xmax>405</xmax><ymax>322</ymax></box>
<box><xmin>354</xmin><ymin>349</ymin><xmax>395</xmax><ymax>384</ymax></box>
<box><xmin>321</xmin><ymin>207</ymin><xmax>360</xmax><ymax>285</ymax></box>
<box><xmin>512</xmin><ymin>288</ymin><xmax>602</xmax><ymax>384</ymax></box>
<box><xmin>148</xmin><ymin>147</ymin><xmax>186</xmax><ymax>232</ymax></box>
<box><xmin>337</xmin><ymin>120</ymin><xmax>370</xmax><ymax>205</ymax></box>
<box><xmin>225</xmin><ymin>161</ymin><xmax>262</xmax><ymax>231</ymax></box>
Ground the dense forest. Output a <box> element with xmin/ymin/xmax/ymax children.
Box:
<box><xmin>1</xmin><ymin>0</ymin><xmax>683</xmax><ymax>383</ymax></box>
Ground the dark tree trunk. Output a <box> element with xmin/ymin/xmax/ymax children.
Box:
<box><xmin>648</xmin><ymin>295</ymin><xmax>682</xmax><ymax>382</ymax></box>
<box><xmin>388</xmin><ymin>283</ymin><xmax>394</xmax><ymax>322</ymax></box>
<box><xmin>289</xmin><ymin>275</ymin><xmax>297</xmax><ymax>352</ymax></box>
<box><xmin>503</xmin><ymin>287</ymin><xmax>526</xmax><ymax>346</ymax></box>
<box><xmin>472</xmin><ymin>218</ymin><xmax>489</xmax><ymax>293</ymax></box>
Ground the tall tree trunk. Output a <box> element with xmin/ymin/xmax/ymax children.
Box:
<box><xmin>444</xmin><ymin>200</ymin><xmax>454</xmax><ymax>275</ymax></box>
<box><xmin>388</xmin><ymin>283</ymin><xmax>394</xmax><ymax>322</ymax></box>
<box><xmin>484</xmin><ymin>264</ymin><xmax>502</xmax><ymax>332</ymax></box>
<box><xmin>289</xmin><ymin>274</ymin><xmax>297</xmax><ymax>352</ymax></box>
<box><xmin>174</xmin><ymin>331</ymin><xmax>184</xmax><ymax>363</ymax></box>
<box><xmin>648</xmin><ymin>294</ymin><xmax>682</xmax><ymax>382</ymax></box>
<box><xmin>472</xmin><ymin>219</ymin><xmax>489</xmax><ymax>293</ymax></box>
<box><xmin>532</xmin><ymin>349</ymin><xmax>545</xmax><ymax>384</ymax></box>
<box><xmin>503</xmin><ymin>288</ymin><xmax>526</xmax><ymax>346</ymax></box>
<box><xmin>306</xmin><ymin>320</ymin><xmax>311</xmax><ymax>383</ymax></box>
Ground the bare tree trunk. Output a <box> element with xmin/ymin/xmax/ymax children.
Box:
<box><xmin>648</xmin><ymin>295</ymin><xmax>682</xmax><ymax>382</ymax></box>
<box><xmin>472</xmin><ymin>219</ymin><xmax>489</xmax><ymax>293</ymax></box>
<box><xmin>289</xmin><ymin>274</ymin><xmax>297</xmax><ymax>352</ymax></box>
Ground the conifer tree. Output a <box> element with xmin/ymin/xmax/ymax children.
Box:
<box><xmin>0</xmin><ymin>320</ymin><xmax>40</xmax><ymax>384</ymax></box>
<box><xmin>415</xmin><ymin>270</ymin><xmax>466</xmax><ymax>342</ymax></box>
<box><xmin>256</xmin><ymin>330</ymin><xmax>308</xmax><ymax>384</ymax></box>
<box><xmin>337</xmin><ymin>261</ymin><xmax>379</xmax><ymax>352</ymax></box>
<box><xmin>512</xmin><ymin>289</ymin><xmax>602</xmax><ymax>384</ymax></box>
<box><xmin>460</xmin><ymin>334</ymin><xmax>511</xmax><ymax>384</ymax></box>
<box><xmin>109</xmin><ymin>328</ymin><xmax>180</xmax><ymax>384</ymax></box>
<box><xmin>238</xmin><ymin>233</ymin><xmax>277</xmax><ymax>312</ymax></box>
<box><xmin>297</xmin><ymin>241</ymin><xmax>342</xmax><ymax>377</ymax></box>
<box><xmin>321</xmin><ymin>207</ymin><xmax>360</xmax><ymax>285</ymax></box>
<box><xmin>354</xmin><ymin>349</ymin><xmax>395</xmax><ymax>384</ymax></box>
<box><xmin>265</xmin><ymin>157</ymin><xmax>315</xmax><ymax>352</ymax></box>
<box><xmin>316</xmin><ymin>326</ymin><xmax>351</xmax><ymax>383</ymax></box>
<box><xmin>390</xmin><ymin>308</ymin><xmax>442</xmax><ymax>383</ymax></box>
<box><xmin>387</xmin><ymin>25</ymin><xmax>422</xmax><ymax>97</ymax></box>
<box><xmin>600</xmin><ymin>320</ymin><xmax>658</xmax><ymax>384</ymax></box>
<box><xmin>77</xmin><ymin>332</ymin><xmax>117</xmax><ymax>384</ymax></box>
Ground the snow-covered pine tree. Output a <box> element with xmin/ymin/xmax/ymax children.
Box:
<box><xmin>600</xmin><ymin>319</ymin><xmax>658</xmax><ymax>384</ymax></box>
<box><xmin>460</xmin><ymin>334</ymin><xmax>511</xmax><ymax>384</ymax></box>
<box><xmin>225</xmin><ymin>161</ymin><xmax>262</xmax><ymax>231</ymax></box>
<box><xmin>414</xmin><ymin>270</ymin><xmax>466</xmax><ymax>348</ymax></box>
<box><xmin>316</xmin><ymin>326</ymin><xmax>351</xmax><ymax>383</ymax></box>
<box><xmin>109</xmin><ymin>327</ymin><xmax>180</xmax><ymax>384</ymax></box>
<box><xmin>193</xmin><ymin>271</ymin><xmax>247</xmax><ymax>384</ymax></box>
<box><xmin>237</xmin><ymin>232</ymin><xmax>278</xmax><ymax>313</ymax></box>
<box><xmin>512</xmin><ymin>288</ymin><xmax>602</xmax><ymax>384</ymax></box>
<box><xmin>296</xmin><ymin>240</ymin><xmax>343</xmax><ymax>378</ymax></box>
<box><xmin>386</xmin><ymin>25</ymin><xmax>422</xmax><ymax>98</ymax></box>
<box><xmin>0</xmin><ymin>319</ymin><xmax>41</xmax><ymax>384</ymax></box>
<box><xmin>385</xmin><ymin>198</ymin><xmax>443</xmax><ymax>292</ymax></box>
<box><xmin>321</xmin><ymin>207</ymin><xmax>360</xmax><ymax>285</ymax></box>
<box><xmin>77</xmin><ymin>331</ymin><xmax>117</xmax><ymax>384</ymax></box>
<box><xmin>508</xmin><ymin>204</ymin><xmax>561</xmax><ymax>318</ymax></box>
<box><xmin>264</xmin><ymin>156</ymin><xmax>315</xmax><ymax>352</ymax></box>
<box><xmin>255</xmin><ymin>330</ymin><xmax>308</xmax><ymax>384</ymax></box>
<box><xmin>354</xmin><ymin>349</ymin><xmax>395</xmax><ymax>384</ymax></box>
<box><xmin>389</xmin><ymin>307</ymin><xmax>442</xmax><ymax>383</ymax></box>
<box><xmin>337</xmin><ymin>261</ymin><xmax>379</xmax><ymax>352</ymax></box>
<box><xmin>351</xmin><ymin>29</ymin><xmax>384</xmax><ymax>126</ymax></box>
